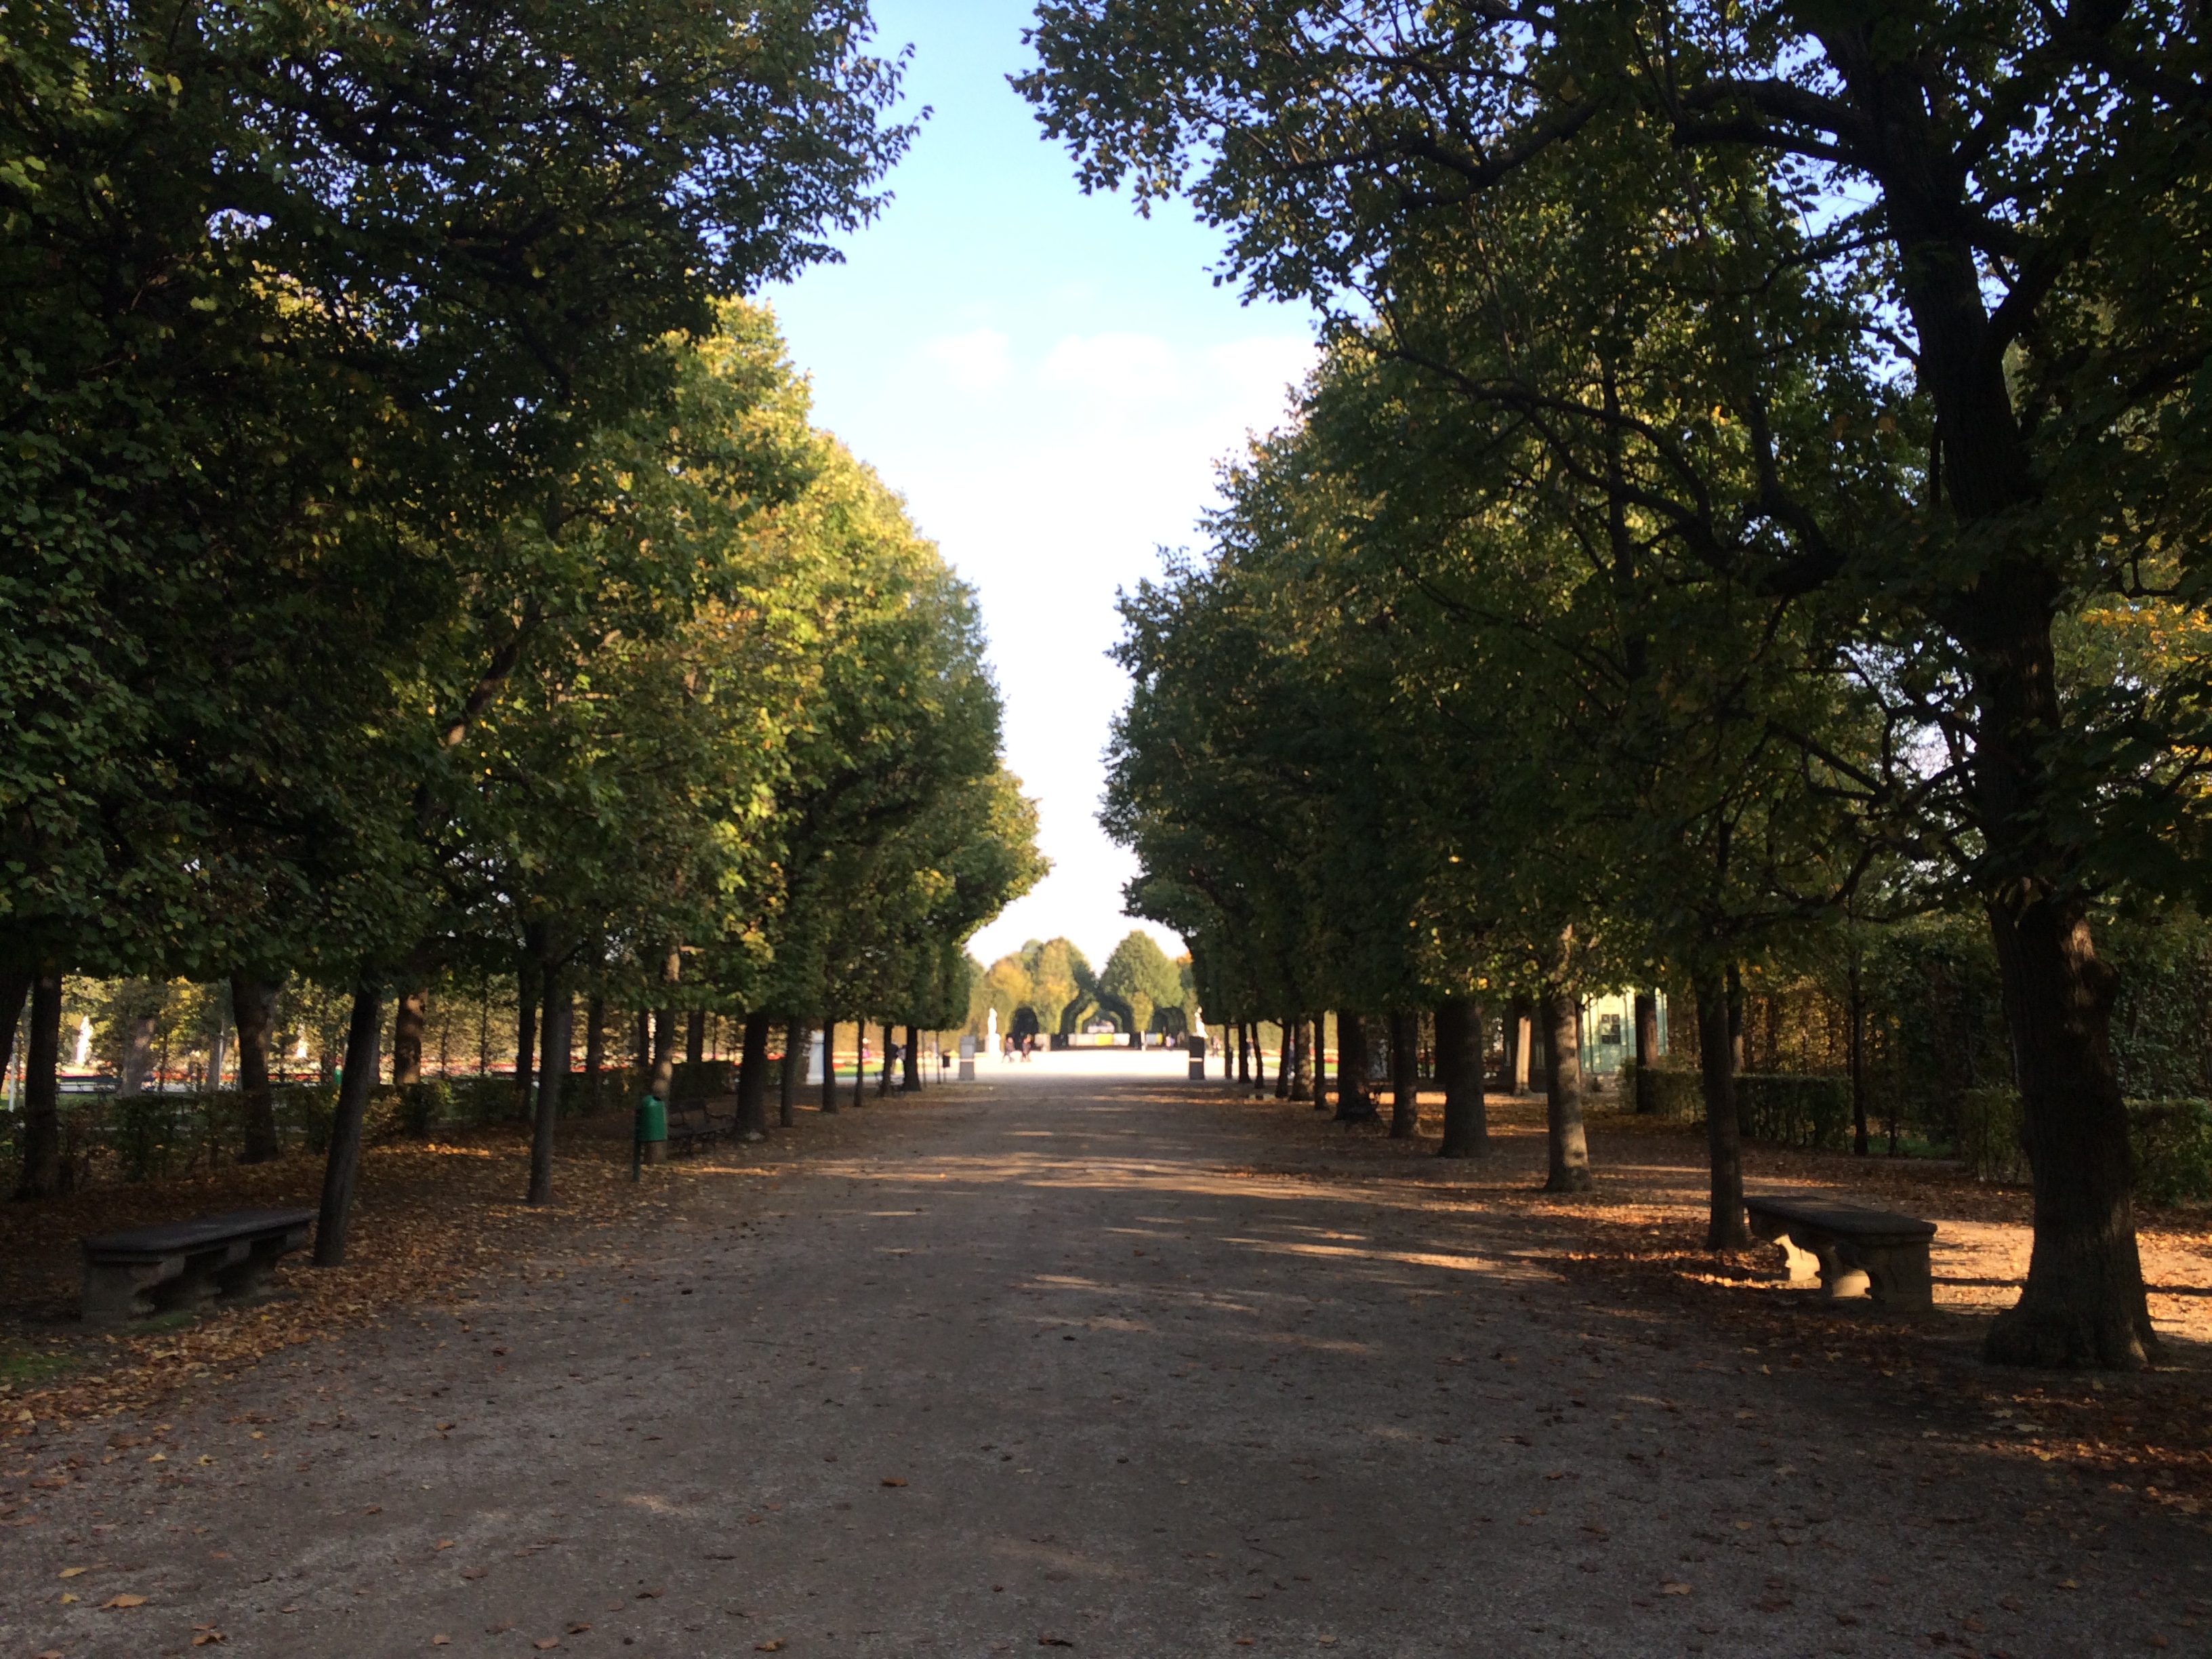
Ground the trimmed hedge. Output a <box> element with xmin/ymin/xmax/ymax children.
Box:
<box><xmin>1736</xmin><ymin>1074</ymin><xmax>1853</xmax><ymax>1151</ymax></box>
<box><xmin>1626</xmin><ymin>1060</ymin><xmax>1704</xmax><ymax>1122</ymax></box>
<box><xmin>1954</xmin><ymin>1088</ymin><xmax>2212</xmax><ymax>1202</ymax></box>
<box><xmin>4</xmin><ymin>1065</ymin><xmax>636</xmax><ymax>1189</ymax></box>
<box><xmin>1624</xmin><ymin>1066</ymin><xmax>1852</xmax><ymax>1151</ymax></box>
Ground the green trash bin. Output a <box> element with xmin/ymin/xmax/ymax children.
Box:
<box><xmin>634</xmin><ymin>1093</ymin><xmax>668</xmax><ymax>1178</ymax></box>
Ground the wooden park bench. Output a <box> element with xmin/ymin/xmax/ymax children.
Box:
<box><xmin>81</xmin><ymin>1208</ymin><xmax>316</xmax><ymax>1328</ymax></box>
<box><xmin>665</xmin><ymin>1096</ymin><xmax>737</xmax><ymax>1156</ymax></box>
<box><xmin>1744</xmin><ymin>1191</ymin><xmax>1936</xmax><ymax>1310</ymax></box>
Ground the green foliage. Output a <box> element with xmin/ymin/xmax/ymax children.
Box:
<box><xmin>1099</xmin><ymin>932</ymin><xmax>1183</xmax><ymax>1033</ymax></box>
<box><xmin>1734</xmin><ymin>1076</ymin><xmax>1853</xmax><ymax>1155</ymax></box>
<box><xmin>1960</xmin><ymin>1090</ymin><xmax>2212</xmax><ymax>1206</ymax></box>
<box><xmin>2129</xmin><ymin>1102</ymin><xmax>2212</xmax><ymax>1208</ymax></box>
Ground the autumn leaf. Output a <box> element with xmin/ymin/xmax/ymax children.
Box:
<box><xmin>533</xmin><ymin>1641</ymin><xmax>560</xmax><ymax>1652</ymax></box>
<box><xmin>1660</xmin><ymin>1582</ymin><xmax>1692</xmax><ymax>1596</ymax></box>
<box><xmin>101</xmin><ymin>1593</ymin><xmax>148</xmax><ymax>1608</ymax></box>
<box><xmin>58</xmin><ymin>1566</ymin><xmax>87</xmax><ymax>1578</ymax></box>
<box><xmin>755</xmin><ymin>1643</ymin><xmax>784</xmax><ymax>1653</ymax></box>
<box><xmin>433</xmin><ymin>1639</ymin><xmax>452</xmax><ymax>1647</ymax></box>
<box><xmin>881</xmin><ymin>1476</ymin><xmax>907</xmax><ymax>1488</ymax></box>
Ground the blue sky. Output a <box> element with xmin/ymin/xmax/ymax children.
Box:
<box><xmin>761</xmin><ymin>1</ymin><xmax>1318</xmax><ymax>972</ymax></box>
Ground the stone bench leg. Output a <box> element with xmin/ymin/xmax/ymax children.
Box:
<box><xmin>1810</xmin><ymin>1241</ymin><xmax>1873</xmax><ymax>1300</ymax></box>
<box><xmin>1771</xmin><ymin>1231</ymin><xmax>1822</xmax><ymax>1286</ymax></box>
<box><xmin>1841</xmin><ymin>1241</ymin><xmax>1933</xmax><ymax>1310</ymax></box>
<box><xmin>213</xmin><ymin>1237</ymin><xmax>291</xmax><ymax>1307</ymax></box>
<box><xmin>162</xmin><ymin>1246</ymin><xmax>237</xmax><ymax>1315</ymax></box>
<box><xmin>83</xmin><ymin>1257</ymin><xmax>185</xmax><ymax>1328</ymax></box>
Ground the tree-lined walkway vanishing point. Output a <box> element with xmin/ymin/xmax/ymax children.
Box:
<box><xmin>5</xmin><ymin>1067</ymin><xmax>2208</xmax><ymax>1658</ymax></box>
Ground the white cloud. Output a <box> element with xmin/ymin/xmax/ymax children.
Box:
<box><xmin>1039</xmin><ymin>331</ymin><xmax>1185</xmax><ymax>403</ymax></box>
<box><xmin>1202</xmin><ymin>335</ymin><xmax>1322</xmax><ymax>418</ymax></box>
<box><xmin>921</xmin><ymin>327</ymin><xmax>1014</xmax><ymax>392</ymax></box>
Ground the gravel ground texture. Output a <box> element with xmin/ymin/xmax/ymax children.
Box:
<box><xmin>4</xmin><ymin>1058</ymin><xmax>2209</xmax><ymax>1659</ymax></box>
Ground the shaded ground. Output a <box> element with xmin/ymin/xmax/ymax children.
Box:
<box><xmin>3</xmin><ymin>1063</ymin><xmax>2209</xmax><ymax>1658</ymax></box>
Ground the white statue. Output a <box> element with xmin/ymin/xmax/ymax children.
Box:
<box><xmin>1190</xmin><ymin>1008</ymin><xmax>1206</xmax><ymax>1040</ymax></box>
<box><xmin>987</xmin><ymin>1008</ymin><xmax>999</xmax><ymax>1055</ymax></box>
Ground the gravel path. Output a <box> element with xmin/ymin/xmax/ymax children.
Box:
<box><xmin>5</xmin><ymin>1063</ymin><xmax>2207</xmax><ymax>1658</ymax></box>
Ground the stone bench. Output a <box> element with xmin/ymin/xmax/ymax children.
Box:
<box><xmin>81</xmin><ymin>1208</ymin><xmax>316</xmax><ymax>1328</ymax></box>
<box><xmin>1744</xmin><ymin>1191</ymin><xmax>1936</xmax><ymax>1310</ymax></box>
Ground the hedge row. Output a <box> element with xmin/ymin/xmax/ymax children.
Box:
<box><xmin>0</xmin><ymin>1067</ymin><xmax>655</xmax><ymax>1190</ymax></box>
<box><xmin>1954</xmin><ymin>1090</ymin><xmax>2212</xmax><ymax>1204</ymax></box>
<box><xmin>1624</xmin><ymin>1063</ymin><xmax>1851</xmax><ymax>1151</ymax></box>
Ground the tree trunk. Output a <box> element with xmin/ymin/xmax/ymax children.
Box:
<box><xmin>1695</xmin><ymin>965</ymin><xmax>1748</xmax><ymax>1249</ymax></box>
<box><xmin>1286</xmin><ymin>1018</ymin><xmax>1307</xmax><ymax>1101</ymax></box>
<box><xmin>1982</xmin><ymin>894</ymin><xmax>2156</xmax><ymax>1367</ymax></box>
<box><xmin>903</xmin><ymin>1023</ymin><xmax>922</xmax><ymax>1092</ymax></box>
<box><xmin>634</xmin><ymin>1009</ymin><xmax>652</xmax><ymax>1071</ymax></box>
<box><xmin>878</xmin><ymin>1023</ymin><xmax>895</xmax><ymax>1097</ymax></box>
<box><xmin>312</xmin><ymin>979</ymin><xmax>384</xmax><ymax>1266</ymax></box>
<box><xmin>583</xmin><ymin>994</ymin><xmax>606</xmax><ymax>1110</ymax></box>
<box><xmin>1273</xmin><ymin>1017</ymin><xmax>1290</xmax><ymax>1098</ymax></box>
<box><xmin>852</xmin><ymin>1023</ymin><xmax>867</xmax><ymax>1109</ymax></box>
<box><xmin>1437</xmin><ymin>996</ymin><xmax>1488</xmax><ymax>1158</ymax></box>
<box><xmin>649</xmin><ymin>1010</ymin><xmax>678</xmax><ymax>1103</ymax></box>
<box><xmin>232</xmin><ymin>975</ymin><xmax>281</xmax><ymax>1164</ymax></box>
<box><xmin>1875</xmin><ymin>171</ymin><xmax>2152</xmax><ymax>1361</ymax></box>
<box><xmin>783</xmin><ymin>1019</ymin><xmax>808</xmax><ymax>1126</ymax></box>
<box><xmin>1235</xmin><ymin>1022</ymin><xmax>1250</xmax><ymax>1084</ymax></box>
<box><xmin>821</xmin><ymin>1019</ymin><xmax>841</xmax><ymax>1114</ymax></box>
<box><xmin>1726</xmin><ymin>963</ymin><xmax>1745</xmax><ymax>1074</ymax></box>
<box><xmin>514</xmin><ymin>958</ymin><xmax>539</xmax><ymax>1118</ymax></box>
<box><xmin>1633</xmin><ymin>991</ymin><xmax>1660</xmax><ymax>1115</ymax></box>
<box><xmin>737</xmin><ymin>1010</ymin><xmax>772</xmax><ymax>1139</ymax></box>
<box><xmin>392</xmin><ymin>985</ymin><xmax>427</xmax><ymax>1087</ymax></box>
<box><xmin>0</xmin><ymin>965</ymin><xmax>30</xmax><ymax>1089</ymax></box>
<box><xmin>1389</xmin><ymin>1009</ymin><xmax>1420</xmax><ymax>1139</ymax></box>
<box><xmin>12</xmin><ymin>970</ymin><xmax>64</xmax><ymax>1200</ymax></box>
<box><xmin>1508</xmin><ymin>997</ymin><xmax>1533</xmax><ymax>1095</ymax></box>
<box><xmin>687</xmin><ymin>1008</ymin><xmax>706</xmax><ymax>1068</ymax></box>
<box><xmin>1252</xmin><ymin>1022</ymin><xmax>1268</xmax><ymax>1094</ymax></box>
<box><xmin>1311</xmin><ymin>1016</ymin><xmax>1328</xmax><ymax>1113</ymax></box>
<box><xmin>119</xmin><ymin>1001</ymin><xmax>157</xmax><ymax>1095</ymax></box>
<box><xmin>1847</xmin><ymin>958</ymin><xmax>1869</xmax><ymax>1157</ymax></box>
<box><xmin>528</xmin><ymin>964</ymin><xmax>571</xmax><ymax>1204</ymax></box>
<box><xmin>1540</xmin><ymin>986</ymin><xmax>1592</xmax><ymax>1192</ymax></box>
<box><xmin>1333</xmin><ymin>1013</ymin><xmax>1375</xmax><ymax>1122</ymax></box>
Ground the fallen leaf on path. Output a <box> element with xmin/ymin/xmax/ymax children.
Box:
<box><xmin>1660</xmin><ymin>1582</ymin><xmax>1692</xmax><ymax>1596</ymax></box>
<box><xmin>567</xmin><ymin>1624</ymin><xmax>592</xmax><ymax>1635</ymax></box>
<box><xmin>755</xmin><ymin>1643</ymin><xmax>783</xmax><ymax>1652</ymax></box>
<box><xmin>58</xmin><ymin>1566</ymin><xmax>87</xmax><ymax>1578</ymax></box>
<box><xmin>436</xmin><ymin>1539</ymin><xmax>455</xmax><ymax>1550</ymax></box>
<box><xmin>433</xmin><ymin>1639</ymin><xmax>451</xmax><ymax>1647</ymax></box>
<box><xmin>533</xmin><ymin>1641</ymin><xmax>560</xmax><ymax>1652</ymax></box>
<box><xmin>881</xmin><ymin>1477</ymin><xmax>907</xmax><ymax>1487</ymax></box>
<box><xmin>461</xmin><ymin>1568</ymin><xmax>487</xmax><ymax>1580</ymax></box>
<box><xmin>58</xmin><ymin>1593</ymin><xmax>78</xmax><ymax>1605</ymax></box>
<box><xmin>191</xmin><ymin>1631</ymin><xmax>226</xmax><ymax>1646</ymax></box>
<box><xmin>101</xmin><ymin>1593</ymin><xmax>148</xmax><ymax>1608</ymax></box>
<box><xmin>1038</xmin><ymin>1638</ymin><xmax>1075</xmax><ymax>1649</ymax></box>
